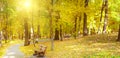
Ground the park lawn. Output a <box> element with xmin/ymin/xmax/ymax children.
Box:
<box><xmin>20</xmin><ymin>33</ymin><xmax>120</xmax><ymax>58</ymax></box>
<box><xmin>0</xmin><ymin>39</ymin><xmax>23</xmax><ymax>58</ymax></box>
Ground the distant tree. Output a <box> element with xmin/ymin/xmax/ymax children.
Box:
<box><xmin>83</xmin><ymin>0</ymin><xmax>89</xmax><ymax>36</ymax></box>
<box><xmin>74</xmin><ymin>15</ymin><xmax>77</xmax><ymax>39</ymax></box>
<box><xmin>117</xmin><ymin>24</ymin><xmax>120</xmax><ymax>41</ymax></box>
<box><xmin>103</xmin><ymin>0</ymin><xmax>108</xmax><ymax>33</ymax></box>
<box><xmin>37</xmin><ymin>24</ymin><xmax>41</xmax><ymax>39</ymax></box>
<box><xmin>49</xmin><ymin>0</ymin><xmax>54</xmax><ymax>39</ymax></box>
<box><xmin>78</xmin><ymin>14</ymin><xmax>81</xmax><ymax>35</ymax></box>
<box><xmin>0</xmin><ymin>33</ymin><xmax>2</xmax><ymax>47</ymax></box>
<box><xmin>60</xmin><ymin>24</ymin><xmax>63</xmax><ymax>41</ymax></box>
<box><xmin>98</xmin><ymin>0</ymin><xmax>105</xmax><ymax>34</ymax></box>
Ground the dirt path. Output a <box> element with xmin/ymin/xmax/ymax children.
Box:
<box><xmin>2</xmin><ymin>44</ymin><xmax>38</xmax><ymax>58</ymax></box>
<box><xmin>3</xmin><ymin>44</ymin><xmax>24</xmax><ymax>58</ymax></box>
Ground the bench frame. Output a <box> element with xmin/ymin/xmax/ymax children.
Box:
<box><xmin>33</xmin><ymin>45</ymin><xmax>47</xmax><ymax>57</ymax></box>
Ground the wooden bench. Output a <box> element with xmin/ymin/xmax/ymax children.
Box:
<box><xmin>33</xmin><ymin>45</ymin><xmax>47</xmax><ymax>57</ymax></box>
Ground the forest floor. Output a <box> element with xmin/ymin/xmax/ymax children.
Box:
<box><xmin>20</xmin><ymin>33</ymin><xmax>120</xmax><ymax>58</ymax></box>
<box><xmin>0</xmin><ymin>33</ymin><xmax>119</xmax><ymax>58</ymax></box>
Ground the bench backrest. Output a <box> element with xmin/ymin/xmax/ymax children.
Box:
<box><xmin>40</xmin><ymin>45</ymin><xmax>47</xmax><ymax>53</ymax></box>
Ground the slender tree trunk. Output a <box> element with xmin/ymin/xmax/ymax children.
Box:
<box><xmin>83</xmin><ymin>13</ymin><xmax>88</xmax><ymax>36</ymax></box>
<box><xmin>31</xmin><ymin>26</ymin><xmax>35</xmax><ymax>46</ymax></box>
<box><xmin>74</xmin><ymin>0</ymin><xmax>78</xmax><ymax>38</ymax></box>
<box><xmin>78</xmin><ymin>14</ymin><xmax>81</xmax><ymax>34</ymax></box>
<box><xmin>49</xmin><ymin>9</ymin><xmax>53</xmax><ymax>39</ymax></box>
<box><xmin>24</xmin><ymin>20</ymin><xmax>29</xmax><ymax>46</ymax></box>
<box><xmin>49</xmin><ymin>0</ymin><xmax>54</xmax><ymax>51</ymax></box>
<box><xmin>74</xmin><ymin>16</ymin><xmax>77</xmax><ymax>39</ymax></box>
<box><xmin>5</xmin><ymin>0</ymin><xmax>9</xmax><ymax>43</ymax></box>
<box><xmin>37</xmin><ymin>24</ymin><xmax>41</xmax><ymax>38</ymax></box>
<box><xmin>103</xmin><ymin>0</ymin><xmax>108</xmax><ymax>33</ymax></box>
<box><xmin>3</xmin><ymin>2</ymin><xmax>8</xmax><ymax>43</ymax></box>
<box><xmin>0</xmin><ymin>41</ymin><xmax>1</xmax><ymax>47</ymax></box>
<box><xmin>4</xmin><ymin>14</ymin><xmax>8</xmax><ymax>43</ymax></box>
<box><xmin>0</xmin><ymin>34</ymin><xmax>1</xmax><ymax>47</ymax></box>
<box><xmin>83</xmin><ymin>0</ymin><xmax>89</xmax><ymax>36</ymax></box>
<box><xmin>60</xmin><ymin>25</ymin><xmax>63</xmax><ymax>41</ymax></box>
<box><xmin>3</xmin><ymin>31</ymin><xmax>6</xmax><ymax>43</ymax></box>
<box><xmin>49</xmin><ymin>0</ymin><xmax>54</xmax><ymax>39</ymax></box>
<box><xmin>117</xmin><ymin>24</ymin><xmax>120</xmax><ymax>41</ymax></box>
<box><xmin>98</xmin><ymin>0</ymin><xmax>105</xmax><ymax>34</ymax></box>
<box><xmin>22</xmin><ymin>33</ymin><xmax>24</xmax><ymax>40</ymax></box>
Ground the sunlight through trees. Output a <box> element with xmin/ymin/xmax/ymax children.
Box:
<box><xmin>0</xmin><ymin>0</ymin><xmax>120</xmax><ymax>57</ymax></box>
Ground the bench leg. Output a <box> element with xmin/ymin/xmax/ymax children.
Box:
<box><xmin>33</xmin><ymin>51</ymin><xmax>38</xmax><ymax>56</ymax></box>
<box><xmin>37</xmin><ymin>52</ymin><xmax>45</xmax><ymax>57</ymax></box>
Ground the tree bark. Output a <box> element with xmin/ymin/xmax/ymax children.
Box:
<box><xmin>83</xmin><ymin>13</ymin><xmax>88</xmax><ymax>36</ymax></box>
<box><xmin>4</xmin><ymin>0</ymin><xmax>9</xmax><ymax>43</ymax></box>
<box><xmin>98</xmin><ymin>0</ymin><xmax>105</xmax><ymax>34</ymax></box>
<box><xmin>37</xmin><ymin>24</ymin><xmax>41</xmax><ymax>39</ymax></box>
<box><xmin>83</xmin><ymin>0</ymin><xmax>89</xmax><ymax>36</ymax></box>
<box><xmin>60</xmin><ymin>25</ymin><xmax>63</xmax><ymax>41</ymax></box>
<box><xmin>0</xmin><ymin>33</ymin><xmax>2</xmax><ymax>47</ymax></box>
<box><xmin>74</xmin><ymin>16</ymin><xmax>77</xmax><ymax>39</ymax></box>
<box><xmin>49</xmin><ymin>0</ymin><xmax>54</xmax><ymax>51</ymax></box>
<box><xmin>103</xmin><ymin>0</ymin><xmax>108</xmax><ymax>33</ymax></box>
<box><xmin>78</xmin><ymin>14</ymin><xmax>81</xmax><ymax>34</ymax></box>
<box><xmin>49</xmin><ymin>0</ymin><xmax>54</xmax><ymax>39</ymax></box>
<box><xmin>54</xmin><ymin>11</ymin><xmax>60</xmax><ymax>40</ymax></box>
<box><xmin>117</xmin><ymin>24</ymin><xmax>120</xmax><ymax>41</ymax></box>
<box><xmin>4</xmin><ymin>14</ymin><xmax>8</xmax><ymax>43</ymax></box>
<box><xmin>49</xmin><ymin>11</ymin><xmax>53</xmax><ymax>39</ymax></box>
<box><xmin>54</xmin><ymin>28</ymin><xmax>59</xmax><ymax>40</ymax></box>
<box><xmin>24</xmin><ymin>20</ymin><xmax>29</xmax><ymax>46</ymax></box>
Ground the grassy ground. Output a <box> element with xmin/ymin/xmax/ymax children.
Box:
<box><xmin>0</xmin><ymin>39</ymin><xmax>22</xmax><ymax>58</ymax></box>
<box><xmin>20</xmin><ymin>33</ymin><xmax>120</xmax><ymax>58</ymax></box>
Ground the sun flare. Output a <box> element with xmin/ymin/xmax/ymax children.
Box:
<box><xmin>24</xmin><ymin>1</ymin><xmax>31</xmax><ymax>8</ymax></box>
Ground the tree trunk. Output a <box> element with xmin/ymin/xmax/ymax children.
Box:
<box><xmin>22</xmin><ymin>33</ymin><xmax>24</xmax><ymax>40</ymax></box>
<box><xmin>37</xmin><ymin>24</ymin><xmax>41</xmax><ymax>39</ymax></box>
<box><xmin>54</xmin><ymin>11</ymin><xmax>60</xmax><ymax>40</ymax></box>
<box><xmin>60</xmin><ymin>25</ymin><xmax>63</xmax><ymax>41</ymax></box>
<box><xmin>83</xmin><ymin>13</ymin><xmax>88</xmax><ymax>36</ymax></box>
<box><xmin>78</xmin><ymin>14</ymin><xmax>81</xmax><ymax>35</ymax></box>
<box><xmin>83</xmin><ymin>0</ymin><xmax>89</xmax><ymax>36</ymax></box>
<box><xmin>117</xmin><ymin>24</ymin><xmax>120</xmax><ymax>41</ymax></box>
<box><xmin>49</xmin><ymin>0</ymin><xmax>54</xmax><ymax>39</ymax></box>
<box><xmin>0</xmin><ymin>33</ymin><xmax>1</xmax><ymax>47</ymax></box>
<box><xmin>4</xmin><ymin>17</ymin><xmax>8</xmax><ymax>43</ymax></box>
<box><xmin>24</xmin><ymin>20</ymin><xmax>29</xmax><ymax>46</ymax></box>
<box><xmin>103</xmin><ymin>0</ymin><xmax>108</xmax><ymax>33</ymax></box>
<box><xmin>98</xmin><ymin>0</ymin><xmax>105</xmax><ymax>34</ymax></box>
<box><xmin>49</xmin><ymin>10</ymin><xmax>53</xmax><ymax>39</ymax></box>
<box><xmin>50</xmin><ymin>0</ymin><xmax>54</xmax><ymax>51</ymax></box>
<box><xmin>31</xmin><ymin>26</ymin><xmax>35</xmax><ymax>46</ymax></box>
<box><xmin>54</xmin><ymin>28</ymin><xmax>59</xmax><ymax>40</ymax></box>
<box><xmin>4</xmin><ymin>0</ymin><xmax>8</xmax><ymax>43</ymax></box>
<box><xmin>3</xmin><ymin>28</ymin><xmax>8</xmax><ymax>43</ymax></box>
<box><xmin>74</xmin><ymin>16</ymin><xmax>77</xmax><ymax>39</ymax></box>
